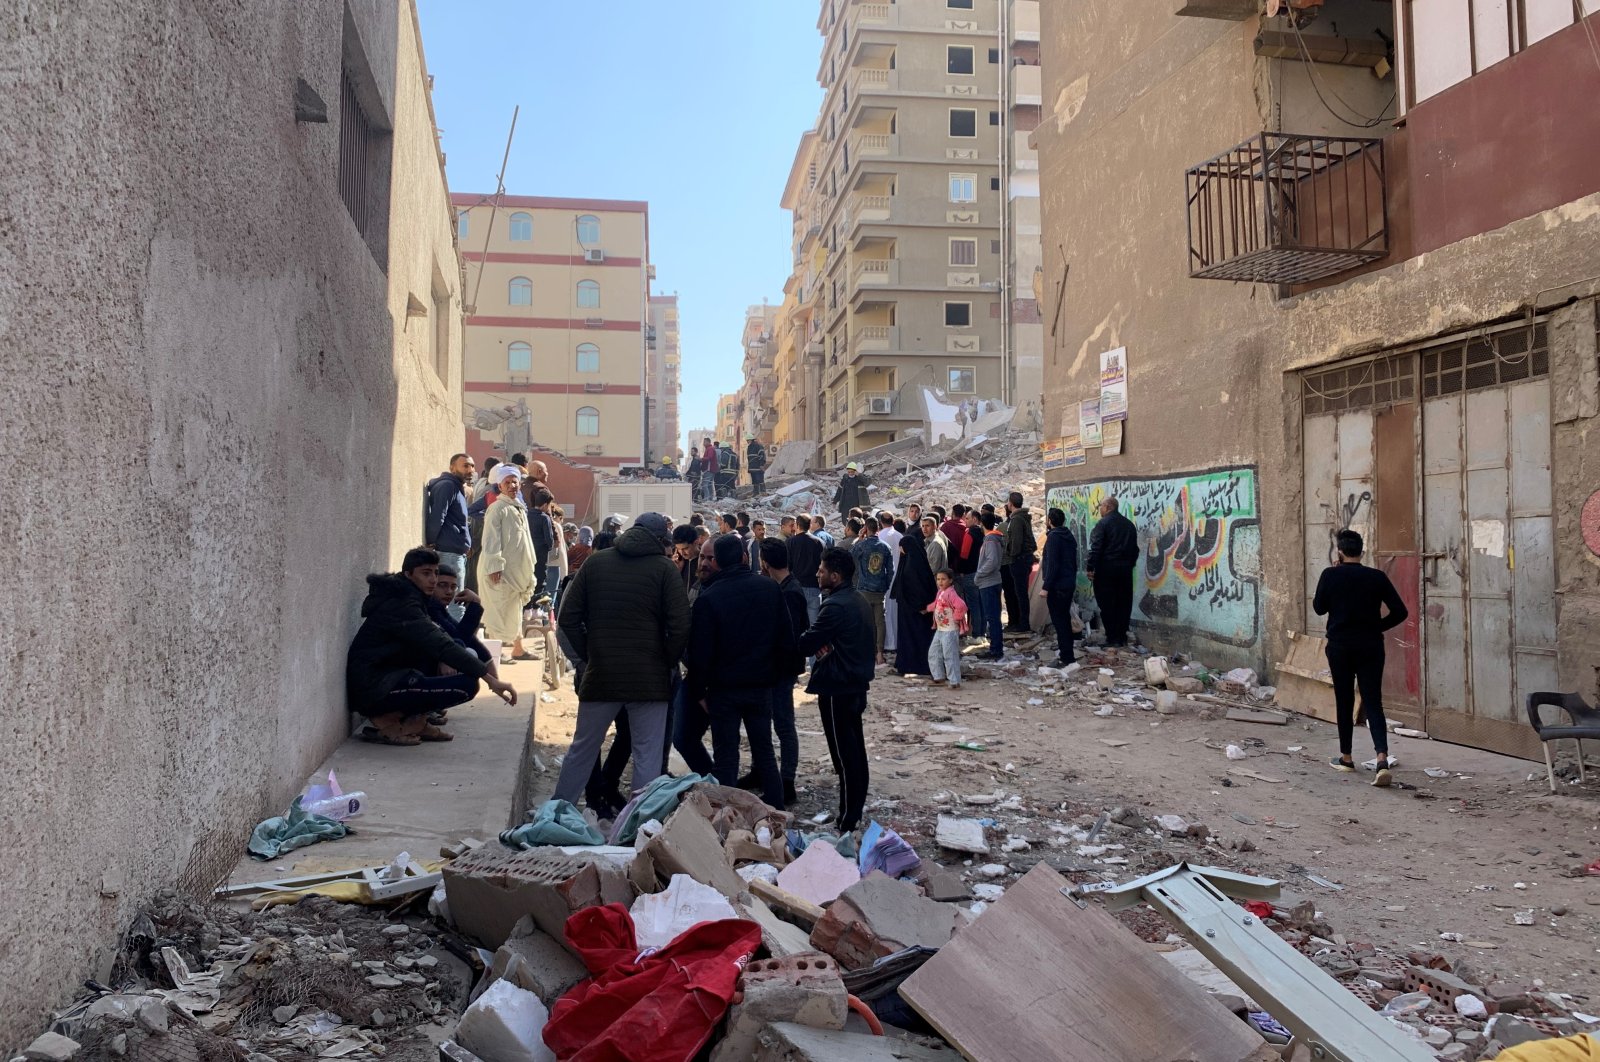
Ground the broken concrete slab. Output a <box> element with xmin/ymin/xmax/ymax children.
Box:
<box><xmin>750</xmin><ymin>878</ymin><xmax>826</xmax><ymax>930</ymax></box>
<box><xmin>810</xmin><ymin>873</ymin><xmax>960</xmax><ymax>970</ymax></box>
<box><xmin>934</xmin><ymin>815</ymin><xmax>988</xmax><ymax>855</ymax></box>
<box><xmin>916</xmin><ymin>863</ymin><xmax>971</xmax><ymax>902</ymax></box>
<box><xmin>711</xmin><ymin>953</ymin><xmax>848</xmax><ymax>1062</ymax></box>
<box><xmin>493</xmin><ymin>918</ymin><xmax>589</xmax><ymax>1005</ymax></box>
<box><xmin>777</xmin><ymin>841</ymin><xmax>861</xmax><ymax>907</ymax></box>
<box><xmin>442</xmin><ymin>843</ymin><xmax>634</xmax><ymax>950</ymax></box>
<box><xmin>736</xmin><ymin>895</ymin><xmax>817</xmax><ymax>958</ymax></box>
<box><xmin>1224</xmin><ymin>706</ymin><xmax>1289</xmax><ymax>726</ymax></box>
<box><xmin>642</xmin><ymin>799</ymin><xmax>747</xmax><ymax>899</ymax></box>
<box><xmin>754</xmin><ymin>1022</ymin><xmax>959</xmax><ymax>1061</ymax></box>
<box><xmin>22</xmin><ymin>1032</ymin><xmax>81</xmax><ymax>1062</ymax></box>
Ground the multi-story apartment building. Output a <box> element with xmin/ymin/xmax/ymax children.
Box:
<box><xmin>1002</xmin><ymin>0</ymin><xmax>1044</xmax><ymax>411</ymax></box>
<box><xmin>452</xmin><ymin>194</ymin><xmax>651</xmax><ymax>468</ymax></box>
<box><xmin>736</xmin><ymin>302</ymin><xmax>781</xmax><ymax>456</ymax></box>
<box><xmin>646</xmin><ymin>294</ymin><xmax>681</xmax><ymax>465</ymax></box>
<box><xmin>715</xmin><ymin>394</ymin><xmax>740</xmax><ymax>453</ymax></box>
<box><xmin>1035</xmin><ymin>0</ymin><xmax>1600</xmax><ymax>759</ymax></box>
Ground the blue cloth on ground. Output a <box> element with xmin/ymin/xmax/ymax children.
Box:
<box><xmin>606</xmin><ymin>773</ymin><xmax>718</xmax><ymax>846</ymax></box>
<box><xmin>248</xmin><ymin>797</ymin><xmax>351</xmax><ymax>860</ymax></box>
<box><xmin>500</xmin><ymin>799</ymin><xmax>605</xmax><ymax>848</ymax></box>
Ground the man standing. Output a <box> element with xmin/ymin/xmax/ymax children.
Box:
<box><xmin>528</xmin><ymin>488</ymin><xmax>556</xmax><ymax>605</ymax></box>
<box><xmin>1086</xmin><ymin>496</ymin><xmax>1140</xmax><ymax>647</ymax></box>
<box><xmin>687</xmin><ymin>534</ymin><xmax>791</xmax><ymax>809</ymax></box>
<box><xmin>346</xmin><ymin>548</ymin><xmax>516</xmax><ymax>745</ymax></box>
<box><xmin>787</xmin><ymin>514</ymin><xmax>825</xmax><ymax>626</ymax></box>
<box><xmin>747</xmin><ymin>519</ymin><xmax>768</xmax><ymax>571</ymax></box>
<box><xmin>832</xmin><ymin>462</ymin><xmax>871</xmax><ymax>518</ymax></box>
<box><xmin>424</xmin><ymin>454</ymin><xmax>475</xmax><ymax>613</ymax></box>
<box><xmin>655</xmin><ymin>456</ymin><xmax>680</xmax><ymax>480</ymax></box>
<box><xmin>955</xmin><ymin>506</ymin><xmax>984</xmax><ymax>633</ymax></box>
<box><xmin>939</xmin><ymin>504</ymin><xmax>967</xmax><ymax>556</ymax></box>
<box><xmin>746</xmin><ymin>437</ymin><xmax>767</xmax><ymax>493</ymax></box>
<box><xmin>1313</xmin><ymin>529</ymin><xmax>1407</xmax><ymax>786</ymax></box>
<box><xmin>480</xmin><ymin>464</ymin><xmax>536</xmax><ymax>662</ymax></box>
<box><xmin>921</xmin><ymin>515</ymin><xmax>949</xmax><ymax>575</ymax></box>
<box><xmin>876</xmin><ymin>510</ymin><xmax>902</xmax><ymax>656</ymax></box>
<box><xmin>552</xmin><ymin>513</ymin><xmax>691</xmax><ymax>804</ymax></box>
<box><xmin>1001</xmin><ymin>491</ymin><xmax>1038</xmax><ymax>632</ymax></box>
<box><xmin>701</xmin><ymin>438</ymin><xmax>720</xmax><ymax>501</ymax></box>
<box><xmin>811</xmin><ymin>513</ymin><xmax>835</xmax><ymax>548</ymax></box>
<box><xmin>974</xmin><ymin>512</ymin><xmax>1006</xmax><ymax>659</ymax></box>
<box><xmin>1038</xmin><ymin>507</ymin><xmax>1079</xmax><ymax>667</ymax></box>
<box><xmin>757</xmin><ymin>537</ymin><xmax>807</xmax><ymax>804</ymax></box>
<box><xmin>850</xmin><ymin>515</ymin><xmax>893</xmax><ymax>664</ymax></box>
<box><xmin>798</xmin><ymin>548</ymin><xmax>876</xmax><ymax>833</ymax></box>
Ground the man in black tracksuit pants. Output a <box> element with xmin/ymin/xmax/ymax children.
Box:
<box><xmin>1313</xmin><ymin>528</ymin><xmax>1408</xmax><ymax>786</ymax></box>
<box><xmin>798</xmin><ymin>547</ymin><xmax>876</xmax><ymax>833</ymax></box>
<box><xmin>1086</xmin><ymin>496</ymin><xmax>1140</xmax><ymax>646</ymax></box>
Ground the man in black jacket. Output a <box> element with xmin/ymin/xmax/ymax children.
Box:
<box><xmin>424</xmin><ymin>454</ymin><xmax>475</xmax><ymax>610</ymax></box>
<box><xmin>746</xmin><ymin>437</ymin><xmax>767</xmax><ymax>492</ymax></box>
<box><xmin>753</xmin><ymin>537</ymin><xmax>807</xmax><ymax>804</ymax></box>
<box><xmin>346</xmin><ymin>548</ymin><xmax>517</xmax><ymax>746</ymax></box>
<box><xmin>1037</xmin><ymin>507</ymin><xmax>1080</xmax><ymax>667</ymax></box>
<box><xmin>798</xmin><ymin>547</ymin><xmax>876</xmax><ymax>832</ymax></box>
<box><xmin>787</xmin><ymin>517</ymin><xmax>825</xmax><ymax>625</ymax></box>
<box><xmin>1086</xmin><ymin>496</ymin><xmax>1140</xmax><ymax>647</ymax></box>
<box><xmin>687</xmin><ymin>533</ymin><xmax>792</xmax><ymax>808</ymax></box>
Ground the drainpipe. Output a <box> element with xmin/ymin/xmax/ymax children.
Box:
<box><xmin>997</xmin><ymin>0</ymin><xmax>1012</xmax><ymax>407</ymax></box>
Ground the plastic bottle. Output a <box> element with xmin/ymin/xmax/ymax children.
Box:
<box><xmin>300</xmin><ymin>770</ymin><xmax>366</xmax><ymax>820</ymax></box>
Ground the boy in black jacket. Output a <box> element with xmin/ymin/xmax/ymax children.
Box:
<box><xmin>798</xmin><ymin>547</ymin><xmax>876</xmax><ymax>832</ymax></box>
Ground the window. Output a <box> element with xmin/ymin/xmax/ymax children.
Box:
<box><xmin>456</xmin><ymin>210</ymin><xmax>469</xmax><ymax>239</ymax></box>
<box><xmin>949</xmin><ymin>238</ymin><xmax>977</xmax><ymax>266</ymax></box>
<box><xmin>947</xmin><ymin>0</ymin><xmax>973</xmax><ymax>7</ymax></box>
<box><xmin>576</xmin><ymin>342</ymin><xmax>600</xmax><ymax>373</ymax></box>
<box><xmin>576</xmin><ymin>280</ymin><xmax>601</xmax><ymax>308</ymax></box>
<box><xmin>576</xmin><ymin>214</ymin><xmax>601</xmax><ymax>244</ymax></box>
<box><xmin>431</xmin><ymin>271</ymin><xmax>450</xmax><ymax>381</ymax></box>
<box><xmin>988</xmin><ymin>48</ymin><xmax>1000</xmax><ymax>63</ymax></box>
<box><xmin>988</xmin><ymin>110</ymin><xmax>1001</xmax><ymax>126</ymax></box>
<box><xmin>949</xmin><ymin>173</ymin><xmax>977</xmax><ymax>203</ymax></box>
<box><xmin>990</xmin><ymin>176</ymin><xmax>1001</xmax><ymax>191</ymax></box>
<box><xmin>509</xmin><ymin>212</ymin><xmax>532</xmax><ymax>241</ymax></box>
<box><xmin>508</xmin><ymin>276</ymin><xmax>532</xmax><ymax>305</ymax></box>
<box><xmin>948</xmin><ymin>366</ymin><xmax>977</xmax><ymax>394</ymax></box>
<box><xmin>944</xmin><ymin>301</ymin><xmax>972</xmax><ymax>327</ymax></box>
<box><xmin>947</xmin><ymin>46</ymin><xmax>974</xmax><ymax>75</ymax></box>
<box><xmin>336</xmin><ymin>29</ymin><xmax>392</xmax><ymax>265</ymax></box>
<box><xmin>949</xmin><ymin>109</ymin><xmax>976</xmax><ymax>138</ymax></box>
<box><xmin>1403</xmin><ymin>0</ymin><xmax>1588</xmax><ymax>109</ymax></box>
<box><xmin>576</xmin><ymin>406</ymin><xmax>600</xmax><ymax>436</ymax></box>
<box><xmin>508</xmin><ymin>342</ymin><xmax>532</xmax><ymax>373</ymax></box>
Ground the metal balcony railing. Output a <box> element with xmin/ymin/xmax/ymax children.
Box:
<box><xmin>1185</xmin><ymin>132</ymin><xmax>1388</xmax><ymax>285</ymax></box>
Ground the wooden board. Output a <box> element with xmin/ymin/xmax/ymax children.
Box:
<box><xmin>899</xmin><ymin>864</ymin><xmax>1275</xmax><ymax>1062</ymax></box>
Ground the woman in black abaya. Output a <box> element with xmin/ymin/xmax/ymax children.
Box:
<box><xmin>891</xmin><ymin>522</ymin><xmax>937</xmax><ymax>675</ymax></box>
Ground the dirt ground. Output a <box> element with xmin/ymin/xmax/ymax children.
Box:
<box><xmin>530</xmin><ymin>638</ymin><xmax>1600</xmax><ymax>1001</ymax></box>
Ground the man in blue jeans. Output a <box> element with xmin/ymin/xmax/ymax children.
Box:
<box><xmin>974</xmin><ymin>512</ymin><xmax>1006</xmax><ymax>659</ymax></box>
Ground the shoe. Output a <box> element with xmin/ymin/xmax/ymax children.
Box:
<box><xmin>784</xmin><ymin>780</ymin><xmax>798</xmax><ymax>806</ymax></box>
<box><xmin>418</xmin><ymin>724</ymin><xmax>454</xmax><ymax>742</ymax></box>
<box><xmin>1371</xmin><ymin>765</ymin><xmax>1393</xmax><ymax>787</ymax></box>
<box><xmin>1329</xmin><ymin>756</ymin><xmax>1356</xmax><ymax>772</ymax></box>
<box><xmin>426</xmin><ymin>710</ymin><xmax>448</xmax><ymax>726</ymax></box>
<box><xmin>735</xmin><ymin>771</ymin><xmax>761</xmax><ymax>792</ymax></box>
<box><xmin>931</xmin><ymin>679</ymin><xmax>947</xmax><ymax>686</ymax></box>
<box><xmin>950</xmin><ymin>682</ymin><xmax>962</xmax><ymax>689</ymax></box>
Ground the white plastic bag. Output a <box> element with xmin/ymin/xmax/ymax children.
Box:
<box><xmin>455</xmin><ymin>979</ymin><xmax>555</xmax><ymax>1062</ymax></box>
<box><xmin>629</xmin><ymin>874</ymin><xmax>738</xmax><ymax>950</ymax></box>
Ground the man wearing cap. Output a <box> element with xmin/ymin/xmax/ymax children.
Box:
<box><xmin>833</xmin><ymin>462</ymin><xmax>871</xmax><ymax>519</ymax></box>
<box><xmin>479</xmin><ymin>464</ymin><xmax>537</xmax><ymax>662</ymax></box>
<box><xmin>552</xmin><ymin>512</ymin><xmax>691</xmax><ymax>806</ymax></box>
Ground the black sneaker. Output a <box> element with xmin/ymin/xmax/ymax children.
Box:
<box><xmin>1329</xmin><ymin>756</ymin><xmax>1356</xmax><ymax>773</ymax></box>
<box><xmin>735</xmin><ymin>771</ymin><xmax>761</xmax><ymax>792</ymax></box>
<box><xmin>784</xmin><ymin>780</ymin><xmax>798</xmax><ymax>805</ymax></box>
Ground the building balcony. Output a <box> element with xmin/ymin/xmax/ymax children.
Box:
<box><xmin>851</xmin><ymin>67</ymin><xmax>896</xmax><ymax>99</ymax></box>
<box><xmin>1011</xmin><ymin>63</ymin><xmax>1042</xmax><ymax>107</ymax></box>
<box><xmin>1012</xmin><ymin>129</ymin><xmax>1038</xmax><ymax>173</ymax></box>
<box><xmin>1185</xmin><ymin>132</ymin><xmax>1389</xmax><ymax>285</ymax></box>
<box><xmin>852</xmin><ymin>258</ymin><xmax>898</xmax><ymax>287</ymax></box>
<box><xmin>852</xmin><ymin>131</ymin><xmax>897</xmax><ymax>158</ymax></box>
<box><xmin>849</xmin><ymin>193</ymin><xmax>893</xmax><ymax>230</ymax></box>
<box><xmin>851</xmin><ymin>324</ymin><xmax>897</xmax><ymax>355</ymax></box>
<box><xmin>855</xmin><ymin>2</ymin><xmax>893</xmax><ymax>28</ymax></box>
<box><xmin>1011</xmin><ymin>0</ymin><xmax>1039</xmax><ymax>42</ymax></box>
<box><xmin>856</xmin><ymin>390</ymin><xmax>917</xmax><ymax>420</ymax></box>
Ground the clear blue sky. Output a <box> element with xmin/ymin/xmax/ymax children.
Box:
<box><xmin>416</xmin><ymin>1</ymin><xmax>822</xmax><ymax>453</ymax></box>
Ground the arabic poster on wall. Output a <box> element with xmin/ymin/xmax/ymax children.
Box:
<box><xmin>1063</xmin><ymin>437</ymin><xmax>1087</xmax><ymax>466</ymax></box>
<box><xmin>1100</xmin><ymin>347</ymin><xmax>1128</xmax><ymax>422</ymax></box>
<box><xmin>1041</xmin><ymin>437</ymin><xmax>1065</xmax><ymax>470</ymax></box>
<box><xmin>1101</xmin><ymin>418</ymin><xmax>1124</xmax><ymax>457</ymax></box>
<box><xmin>1079</xmin><ymin>398</ymin><xmax>1103</xmax><ymax>447</ymax></box>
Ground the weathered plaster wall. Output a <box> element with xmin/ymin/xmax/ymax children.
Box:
<box><xmin>0</xmin><ymin>0</ymin><xmax>461</xmax><ymax>1046</ymax></box>
<box><xmin>1035</xmin><ymin>2</ymin><xmax>1600</xmax><ymax>689</ymax></box>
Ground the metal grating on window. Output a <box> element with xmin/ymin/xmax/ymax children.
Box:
<box><xmin>1421</xmin><ymin>322</ymin><xmax>1548</xmax><ymax>399</ymax></box>
<box><xmin>1301</xmin><ymin>353</ymin><xmax>1414</xmax><ymax>416</ymax></box>
<box><xmin>338</xmin><ymin>70</ymin><xmax>374</xmax><ymax>237</ymax></box>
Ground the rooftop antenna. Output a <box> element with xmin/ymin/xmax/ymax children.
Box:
<box><xmin>468</xmin><ymin>105</ymin><xmax>519</xmax><ymax>315</ymax></box>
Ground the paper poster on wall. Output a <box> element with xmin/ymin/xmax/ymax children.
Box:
<box><xmin>1063</xmin><ymin>440</ymin><xmax>1087</xmax><ymax>467</ymax></box>
<box><xmin>1079</xmin><ymin>399</ymin><xmax>1103</xmax><ymax>447</ymax></box>
<box><xmin>1101</xmin><ymin>418</ymin><xmax>1124</xmax><ymax>457</ymax></box>
<box><xmin>1100</xmin><ymin>347</ymin><xmax>1128</xmax><ymax>422</ymax></box>
<box><xmin>1041</xmin><ymin>437</ymin><xmax>1065</xmax><ymax>470</ymax></box>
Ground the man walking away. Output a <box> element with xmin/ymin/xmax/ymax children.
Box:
<box><xmin>1086</xmin><ymin>496</ymin><xmax>1140</xmax><ymax>647</ymax></box>
<box><xmin>1313</xmin><ymin>529</ymin><xmax>1408</xmax><ymax>786</ymax></box>
<box><xmin>1001</xmin><ymin>491</ymin><xmax>1037</xmax><ymax>632</ymax></box>
<box><xmin>756</xmin><ymin>537</ymin><xmax>807</xmax><ymax>804</ymax></box>
<box><xmin>850</xmin><ymin>515</ymin><xmax>893</xmax><ymax>664</ymax></box>
<box><xmin>799</xmin><ymin>548</ymin><xmax>876</xmax><ymax>833</ymax></box>
<box><xmin>424</xmin><ymin>454</ymin><xmax>475</xmax><ymax>615</ymax></box>
<box><xmin>553</xmin><ymin>512</ymin><xmax>690</xmax><ymax>806</ymax></box>
<box><xmin>346</xmin><ymin>549</ymin><xmax>516</xmax><ymax>745</ymax></box>
<box><xmin>833</xmin><ymin>462</ymin><xmax>872</xmax><ymax>518</ymax></box>
<box><xmin>747</xmin><ymin>437</ymin><xmax>767</xmax><ymax>493</ymax></box>
<box><xmin>787</xmin><ymin>515</ymin><xmax>825</xmax><ymax>626</ymax></box>
<box><xmin>1039</xmin><ymin>507</ymin><xmax>1079</xmax><ymax>667</ymax></box>
<box><xmin>687</xmin><ymin>534</ymin><xmax>791</xmax><ymax>809</ymax></box>
<box><xmin>975</xmin><ymin>512</ymin><xmax>1005</xmax><ymax>659</ymax></box>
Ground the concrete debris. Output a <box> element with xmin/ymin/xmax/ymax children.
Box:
<box><xmin>777</xmin><ymin>841</ymin><xmax>861</xmax><ymax>907</ymax></box>
<box><xmin>492</xmin><ymin>918</ymin><xmax>589</xmax><ymax>1005</ymax></box>
<box><xmin>23</xmin><ymin>1032</ymin><xmax>81</xmax><ymax>1062</ymax></box>
<box><xmin>443</xmin><ymin>843</ymin><xmax>635</xmax><ymax>950</ymax></box>
<box><xmin>808</xmin><ymin>874</ymin><xmax>959</xmax><ymax>970</ymax></box>
<box><xmin>933</xmin><ymin>815</ymin><xmax>988</xmax><ymax>855</ymax></box>
<box><xmin>754</xmin><ymin>1022</ymin><xmax>959</xmax><ymax>1061</ymax></box>
<box><xmin>712</xmin><ymin>954</ymin><xmax>848</xmax><ymax>1062</ymax></box>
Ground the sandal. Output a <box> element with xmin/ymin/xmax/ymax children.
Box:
<box><xmin>359</xmin><ymin>727</ymin><xmax>422</xmax><ymax>747</ymax></box>
<box><xmin>419</xmin><ymin>725</ymin><xmax>455</xmax><ymax>742</ymax></box>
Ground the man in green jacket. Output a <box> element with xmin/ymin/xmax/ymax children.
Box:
<box><xmin>1001</xmin><ymin>491</ymin><xmax>1038</xmax><ymax>633</ymax></box>
<box><xmin>552</xmin><ymin>513</ymin><xmax>691</xmax><ymax>805</ymax></box>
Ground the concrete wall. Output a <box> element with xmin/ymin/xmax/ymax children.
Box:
<box><xmin>1034</xmin><ymin>3</ymin><xmax>1600</xmax><ymax>696</ymax></box>
<box><xmin>0</xmin><ymin>0</ymin><xmax>463</xmax><ymax>1047</ymax></box>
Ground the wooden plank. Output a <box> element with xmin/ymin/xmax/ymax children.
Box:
<box><xmin>899</xmin><ymin>864</ymin><xmax>1275</xmax><ymax>1062</ymax></box>
<box><xmin>749</xmin><ymin>878</ymin><xmax>825</xmax><ymax>930</ymax></box>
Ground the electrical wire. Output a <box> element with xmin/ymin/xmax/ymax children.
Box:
<box><xmin>1289</xmin><ymin>19</ymin><xmax>1396</xmax><ymax>129</ymax></box>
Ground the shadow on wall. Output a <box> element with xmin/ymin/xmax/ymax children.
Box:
<box><xmin>1046</xmin><ymin>467</ymin><xmax>1263</xmax><ymax>668</ymax></box>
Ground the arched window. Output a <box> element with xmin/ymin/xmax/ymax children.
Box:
<box><xmin>576</xmin><ymin>214</ymin><xmax>601</xmax><ymax>245</ymax></box>
<box><xmin>508</xmin><ymin>276</ymin><xmax>532</xmax><ymax>305</ymax></box>
<box><xmin>508</xmin><ymin>212</ymin><xmax>532</xmax><ymax>241</ymax></box>
<box><xmin>576</xmin><ymin>406</ymin><xmax>600</xmax><ymax>436</ymax></box>
<box><xmin>576</xmin><ymin>280</ymin><xmax>601</xmax><ymax>308</ymax></box>
<box><xmin>576</xmin><ymin>343</ymin><xmax>600</xmax><ymax>373</ymax></box>
<box><xmin>507</xmin><ymin>342</ymin><xmax>532</xmax><ymax>372</ymax></box>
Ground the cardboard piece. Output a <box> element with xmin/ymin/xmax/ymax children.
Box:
<box><xmin>899</xmin><ymin>864</ymin><xmax>1276</xmax><ymax>1062</ymax></box>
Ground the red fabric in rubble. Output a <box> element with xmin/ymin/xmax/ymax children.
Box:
<box><xmin>542</xmin><ymin>903</ymin><xmax>761</xmax><ymax>1062</ymax></box>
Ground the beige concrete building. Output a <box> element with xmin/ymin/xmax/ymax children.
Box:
<box><xmin>646</xmin><ymin>294</ymin><xmax>682</xmax><ymax>465</ymax></box>
<box><xmin>452</xmin><ymin>195</ymin><xmax>651</xmax><ymax>469</ymax></box>
<box><xmin>735</xmin><ymin>302</ymin><xmax>781</xmax><ymax>457</ymax></box>
<box><xmin>1035</xmin><ymin>1</ymin><xmax>1600</xmax><ymax>760</ymax></box>
<box><xmin>0</xmin><ymin>0</ymin><xmax>466</xmax><ymax>1046</ymax></box>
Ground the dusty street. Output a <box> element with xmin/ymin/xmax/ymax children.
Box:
<box><xmin>532</xmin><ymin>642</ymin><xmax>1600</xmax><ymax>1000</ymax></box>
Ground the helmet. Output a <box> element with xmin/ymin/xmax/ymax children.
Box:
<box><xmin>601</xmin><ymin>513</ymin><xmax>626</xmax><ymax>532</ymax></box>
<box><xmin>662</xmin><ymin>456</ymin><xmax>673</xmax><ymax>465</ymax></box>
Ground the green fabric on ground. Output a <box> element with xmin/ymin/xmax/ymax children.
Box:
<box><xmin>502</xmin><ymin>799</ymin><xmax>606</xmax><ymax>848</ymax></box>
<box><xmin>610</xmin><ymin>773</ymin><xmax>717</xmax><ymax>846</ymax></box>
<box><xmin>248</xmin><ymin>797</ymin><xmax>351</xmax><ymax>860</ymax></box>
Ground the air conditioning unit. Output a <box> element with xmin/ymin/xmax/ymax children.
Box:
<box><xmin>646</xmin><ymin>264</ymin><xmax>657</xmax><ymax>279</ymax></box>
<box><xmin>868</xmin><ymin>397</ymin><xmax>893</xmax><ymax>414</ymax></box>
<box><xmin>584</xmin><ymin>317</ymin><xmax>604</xmax><ymax>327</ymax></box>
<box><xmin>584</xmin><ymin>249</ymin><xmax>606</xmax><ymax>263</ymax></box>
<box><xmin>583</xmin><ymin>445</ymin><xmax>604</xmax><ymax>456</ymax></box>
<box><xmin>583</xmin><ymin>382</ymin><xmax>605</xmax><ymax>393</ymax></box>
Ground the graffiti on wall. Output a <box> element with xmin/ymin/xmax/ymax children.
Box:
<box><xmin>1046</xmin><ymin>468</ymin><xmax>1262</xmax><ymax>650</ymax></box>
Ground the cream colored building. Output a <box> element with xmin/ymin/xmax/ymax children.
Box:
<box><xmin>451</xmin><ymin>195</ymin><xmax>651</xmax><ymax>468</ymax></box>
<box><xmin>735</xmin><ymin>302</ymin><xmax>780</xmax><ymax>455</ymax></box>
<box><xmin>646</xmin><ymin>294</ymin><xmax>681</xmax><ymax>465</ymax></box>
